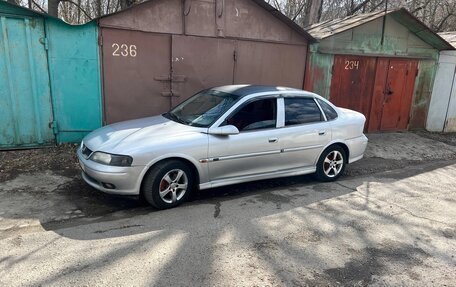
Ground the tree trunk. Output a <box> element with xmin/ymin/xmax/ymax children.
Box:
<box><xmin>302</xmin><ymin>0</ymin><xmax>322</xmax><ymax>26</ymax></box>
<box><xmin>96</xmin><ymin>0</ymin><xmax>102</xmax><ymax>17</ymax></box>
<box><xmin>119</xmin><ymin>0</ymin><xmax>136</xmax><ymax>10</ymax></box>
<box><xmin>48</xmin><ymin>0</ymin><xmax>61</xmax><ymax>17</ymax></box>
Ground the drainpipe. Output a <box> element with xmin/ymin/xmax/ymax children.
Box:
<box><xmin>380</xmin><ymin>0</ymin><xmax>388</xmax><ymax>47</ymax></box>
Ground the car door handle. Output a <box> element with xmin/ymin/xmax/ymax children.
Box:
<box><xmin>318</xmin><ymin>130</ymin><xmax>326</xmax><ymax>136</ymax></box>
<box><xmin>268</xmin><ymin>138</ymin><xmax>278</xmax><ymax>143</ymax></box>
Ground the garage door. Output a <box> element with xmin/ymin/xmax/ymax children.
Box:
<box><xmin>330</xmin><ymin>55</ymin><xmax>418</xmax><ymax>132</ymax></box>
<box><xmin>234</xmin><ymin>41</ymin><xmax>307</xmax><ymax>88</ymax></box>
<box><xmin>101</xmin><ymin>31</ymin><xmax>307</xmax><ymax>123</ymax></box>
<box><xmin>0</xmin><ymin>16</ymin><xmax>54</xmax><ymax>148</ymax></box>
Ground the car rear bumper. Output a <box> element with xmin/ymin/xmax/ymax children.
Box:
<box><xmin>346</xmin><ymin>134</ymin><xmax>368</xmax><ymax>163</ymax></box>
<box><xmin>77</xmin><ymin>148</ymin><xmax>145</xmax><ymax>195</ymax></box>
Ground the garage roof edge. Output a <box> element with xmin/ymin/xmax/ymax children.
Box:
<box><xmin>97</xmin><ymin>0</ymin><xmax>316</xmax><ymax>43</ymax></box>
<box><xmin>306</xmin><ymin>8</ymin><xmax>454</xmax><ymax>51</ymax></box>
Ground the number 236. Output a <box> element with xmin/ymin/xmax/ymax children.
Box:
<box><xmin>112</xmin><ymin>43</ymin><xmax>137</xmax><ymax>57</ymax></box>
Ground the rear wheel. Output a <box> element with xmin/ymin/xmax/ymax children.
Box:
<box><xmin>315</xmin><ymin>145</ymin><xmax>346</xmax><ymax>182</ymax></box>
<box><xmin>142</xmin><ymin>160</ymin><xmax>193</xmax><ymax>209</ymax></box>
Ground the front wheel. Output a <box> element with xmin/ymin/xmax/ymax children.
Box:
<box><xmin>142</xmin><ymin>160</ymin><xmax>193</xmax><ymax>209</ymax></box>
<box><xmin>315</xmin><ymin>146</ymin><xmax>346</xmax><ymax>182</ymax></box>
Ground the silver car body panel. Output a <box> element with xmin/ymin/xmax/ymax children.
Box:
<box><xmin>77</xmin><ymin>87</ymin><xmax>368</xmax><ymax>195</ymax></box>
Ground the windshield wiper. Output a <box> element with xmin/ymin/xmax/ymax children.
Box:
<box><xmin>165</xmin><ymin>112</ymin><xmax>187</xmax><ymax>125</ymax></box>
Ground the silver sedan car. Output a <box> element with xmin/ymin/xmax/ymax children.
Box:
<box><xmin>78</xmin><ymin>85</ymin><xmax>368</xmax><ymax>209</ymax></box>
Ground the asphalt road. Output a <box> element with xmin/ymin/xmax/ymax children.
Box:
<box><xmin>1</xmin><ymin>158</ymin><xmax>455</xmax><ymax>286</ymax></box>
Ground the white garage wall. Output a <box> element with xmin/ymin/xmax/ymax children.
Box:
<box><xmin>427</xmin><ymin>51</ymin><xmax>456</xmax><ymax>132</ymax></box>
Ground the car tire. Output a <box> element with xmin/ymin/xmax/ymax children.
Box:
<box><xmin>315</xmin><ymin>145</ymin><xmax>346</xmax><ymax>182</ymax></box>
<box><xmin>142</xmin><ymin>160</ymin><xmax>193</xmax><ymax>209</ymax></box>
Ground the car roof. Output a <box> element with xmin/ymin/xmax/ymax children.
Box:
<box><xmin>211</xmin><ymin>85</ymin><xmax>301</xmax><ymax>97</ymax></box>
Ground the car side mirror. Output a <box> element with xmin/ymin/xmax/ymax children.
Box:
<box><xmin>208</xmin><ymin>125</ymin><xmax>240</xmax><ymax>135</ymax></box>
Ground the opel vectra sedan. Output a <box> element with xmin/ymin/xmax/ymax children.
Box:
<box><xmin>78</xmin><ymin>85</ymin><xmax>368</xmax><ymax>209</ymax></box>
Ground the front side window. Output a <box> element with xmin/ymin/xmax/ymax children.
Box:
<box><xmin>225</xmin><ymin>98</ymin><xmax>277</xmax><ymax>131</ymax></box>
<box><xmin>164</xmin><ymin>90</ymin><xmax>239</xmax><ymax>127</ymax></box>
<box><xmin>285</xmin><ymin>97</ymin><xmax>323</xmax><ymax>126</ymax></box>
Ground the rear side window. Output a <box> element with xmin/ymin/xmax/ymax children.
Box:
<box><xmin>317</xmin><ymin>98</ymin><xmax>338</xmax><ymax>120</ymax></box>
<box><xmin>285</xmin><ymin>98</ymin><xmax>323</xmax><ymax>126</ymax></box>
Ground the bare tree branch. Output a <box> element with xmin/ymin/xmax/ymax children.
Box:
<box><xmin>31</xmin><ymin>0</ymin><xmax>47</xmax><ymax>13</ymax></box>
<box><xmin>349</xmin><ymin>0</ymin><xmax>372</xmax><ymax>16</ymax></box>
<box><xmin>291</xmin><ymin>2</ymin><xmax>307</xmax><ymax>21</ymax></box>
<box><xmin>369</xmin><ymin>0</ymin><xmax>385</xmax><ymax>12</ymax></box>
<box><xmin>60</xmin><ymin>0</ymin><xmax>92</xmax><ymax>20</ymax></box>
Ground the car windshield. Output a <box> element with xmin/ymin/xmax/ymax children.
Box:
<box><xmin>163</xmin><ymin>90</ymin><xmax>239</xmax><ymax>127</ymax></box>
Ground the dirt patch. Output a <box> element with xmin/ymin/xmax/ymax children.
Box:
<box><xmin>0</xmin><ymin>144</ymin><xmax>80</xmax><ymax>182</ymax></box>
<box><xmin>414</xmin><ymin>131</ymin><xmax>456</xmax><ymax>147</ymax></box>
<box><xmin>324</xmin><ymin>244</ymin><xmax>428</xmax><ymax>284</ymax></box>
<box><xmin>0</xmin><ymin>171</ymin><xmax>72</xmax><ymax>193</ymax></box>
<box><xmin>365</xmin><ymin>132</ymin><xmax>456</xmax><ymax>161</ymax></box>
<box><xmin>345</xmin><ymin>132</ymin><xmax>456</xmax><ymax>177</ymax></box>
<box><xmin>345</xmin><ymin>157</ymin><xmax>422</xmax><ymax>177</ymax></box>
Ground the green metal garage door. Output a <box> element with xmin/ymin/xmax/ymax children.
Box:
<box><xmin>0</xmin><ymin>15</ymin><xmax>54</xmax><ymax>148</ymax></box>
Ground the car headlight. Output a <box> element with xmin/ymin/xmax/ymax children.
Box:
<box><xmin>90</xmin><ymin>152</ymin><xmax>133</xmax><ymax>167</ymax></box>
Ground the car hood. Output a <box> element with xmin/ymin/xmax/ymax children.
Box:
<box><xmin>83</xmin><ymin>115</ymin><xmax>204</xmax><ymax>153</ymax></box>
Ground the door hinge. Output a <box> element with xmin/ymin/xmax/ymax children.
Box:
<box><xmin>40</xmin><ymin>37</ymin><xmax>49</xmax><ymax>50</ymax></box>
<box><xmin>233</xmin><ymin>50</ymin><xmax>237</xmax><ymax>62</ymax></box>
<box><xmin>49</xmin><ymin>120</ymin><xmax>58</xmax><ymax>135</ymax></box>
<box><xmin>415</xmin><ymin>68</ymin><xmax>419</xmax><ymax>77</ymax></box>
<box><xmin>98</xmin><ymin>35</ymin><xmax>103</xmax><ymax>46</ymax></box>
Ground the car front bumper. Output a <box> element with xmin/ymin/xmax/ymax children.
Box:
<box><xmin>77</xmin><ymin>148</ymin><xmax>145</xmax><ymax>195</ymax></box>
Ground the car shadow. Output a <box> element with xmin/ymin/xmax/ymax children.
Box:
<box><xmin>39</xmin><ymin>158</ymin><xmax>456</xmax><ymax>240</ymax></box>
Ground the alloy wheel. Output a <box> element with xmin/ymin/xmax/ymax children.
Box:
<box><xmin>159</xmin><ymin>169</ymin><xmax>188</xmax><ymax>204</ymax></box>
<box><xmin>323</xmin><ymin>150</ymin><xmax>344</xmax><ymax>178</ymax></box>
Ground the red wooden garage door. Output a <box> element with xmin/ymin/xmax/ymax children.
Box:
<box><xmin>330</xmin><ymin>55</ymin><xmax>418</xmax><ymax>132</ymax></box>
<box><xmin>329</xmin><ymin>55</ymin><xmax>377</xmax><ymax>128</ymax></box>
<box><xmin>368</xmin><ymin>58</ymin><xmax>418</xmax><ymax>132</ymax></box>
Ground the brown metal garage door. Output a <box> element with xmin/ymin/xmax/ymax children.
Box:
<box><xmin>101</xmin><ymin>28</ymin><xmax>172</xmax><ymax>124</ymax></box>
<box><xmin>234</xmin><ymin>41</ymin><xmax>307</xmax><ymax>88</ymax></box>
<box><xmin>171</xmin><ymin>35</ymin><xmax>236</xmax><ymax>107</ymax></box>
<box><xmin>101</xmin><ymin>30</ymin><xmax>307</xmax><ymax>124</ymax></box>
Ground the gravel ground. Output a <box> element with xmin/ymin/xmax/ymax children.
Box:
<box><xmin>413</xmin><ymin>130</ymin><xmax>456</xmax><ymax>146</ymax></box>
